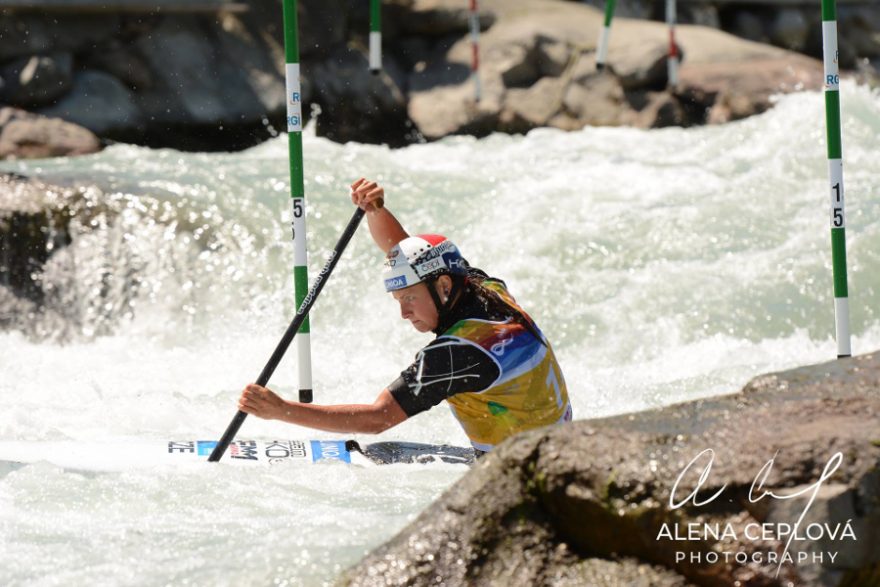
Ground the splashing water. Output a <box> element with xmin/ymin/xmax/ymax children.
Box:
<box><xmin>1</xmin><ymin>84</ymin><xmax>879</xmax><ymax>586</ymax></box>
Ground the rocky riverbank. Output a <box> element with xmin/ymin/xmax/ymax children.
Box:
<box><xmin>339</xmin><ymin>351</ymin><xmax>880</xmax><ymax>586</ymax></box>
<box><xmin>1</xmin><ymin>0</ymin><xmax>876</xmax><ymax>157</ymax></box>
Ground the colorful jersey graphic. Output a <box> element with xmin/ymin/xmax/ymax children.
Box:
<box><xmin>389</xmin><ymin>276</ymin><xmax>571</xmax><ymax>452</ymax></box>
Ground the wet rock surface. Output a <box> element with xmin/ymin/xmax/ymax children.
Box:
<box><xmin>0</xmin><ymin>0</ymin><xmax>861</xmax><ymax>153</ymax></box>
<box><xmin>407</xmin><ymin>1</ymin><xmax>824</xmax><ymax>139</ymax></box>
<box><xmin>0</xmin><ymin>172</ymin><xmax>240</xmax><ymax>340</ymax></box>
<box><xmin>0</xmin><ymin>107</ymin><xmax>101</xmax><ymax>160</ymax></box>
<box><xmin>339</xmin><ymin>352</ymin><xmax>880</xmax><ymax>586</ymax></box>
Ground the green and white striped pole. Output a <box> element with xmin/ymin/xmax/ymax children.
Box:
<box><xmin>369</xmin><ymin>0</ymin><xmax>381</xmax><ymax>74</ymax></box>
<box><xmin>282</xmin><ymin>0</ymin><xmax>314</xmax><ymax>401</ymax></box>
<box><xmin>821</xmin><ymin>0</ymin><xmax>851</xmax><ymax>358</ymax></box>
<box><xmin>596</xmin><ymin>0</ymin><xmax>616</xmax><ymax>70</ymax></box>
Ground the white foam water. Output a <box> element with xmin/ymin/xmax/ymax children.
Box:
<box><xmin>1</xmin><ymin>84</ymin><xmax>879</xmax><ymax>585</ymax></box>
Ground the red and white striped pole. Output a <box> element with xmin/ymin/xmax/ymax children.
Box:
<box><xmin>469</xmin><ymin>0</ymin><xmax>481</xmax><ymax>102</ymax></box>
<box><xmin>666</xmin><ymin>0</ymin><xmax>679</xmax><ymax>87</ymax></box>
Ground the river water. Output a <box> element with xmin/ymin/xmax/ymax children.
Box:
<box><xmin>1</xmin><ymin>84</ymin><xmax>879</xmax><ymax>586</ymax></box>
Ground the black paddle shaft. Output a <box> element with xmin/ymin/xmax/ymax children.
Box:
<box><xmin>208</xmin><ymin>207</ymin><xmax>366</xmax><ymax>462</ymax></box>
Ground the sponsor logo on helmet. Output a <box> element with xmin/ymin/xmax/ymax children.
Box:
<box><xmin>417</xmin><ymin>240</ymin><xmax>455</xmax><ymax>263</ymax></box>
<box><xmin>447</xmin><ymin>257</ymin><xmax>467</xmax><ymax>272</ymax></box>
<box><xmin>414</xmin><ymin>258</ymin><xmax>442</xmax><ymax>277</ymax></box>
<box><xmin>384</xmin><ymin>276</ymin><xmax>408</xmax><ymax>290</ymax></box>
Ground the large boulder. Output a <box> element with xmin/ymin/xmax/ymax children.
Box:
<box><xmin>306</xmin><ymin>45</ymin><xmax>410</xmax><ymax>145</ymax></box>
<box><xmin>406</xmin><ymin>0</ymin><xmax>824</xmax><ymax>139</ymax></box>
<box><xmin>0</xmin><ymin>107</ymin><xmax>101</xmax><ymax>159</ymax></box>
<box><xmin>0</xmin><ymin>173</ymin><xmax>80</xmax><ymax>333</ymax></box>
<box><xmin>396</xmin><ymin>0</ymin><xmax>495</xmax><ymax>37</ymax></box>
<box><xmin>0</xmin><ymin>52</ymin><xmax>74</xmax><ymax>107</ymax></box>
<box><xmin>0</xmin><ymin>0</ymin><xmax>848</xmax><ymax>150</ymax></box>
<box><xmin>340</xmin><ymin>352</ymin><xmax>880</xmax><ymax>586</ymax></box>
<box><xmin>0</xmin><ymin>13</ymin><xmax>120</xmax><ymax>60</ymax></box>
<box><xmin>37</xmin><ymin>70</ymin><xmax>143</xmax><ymax>136</ymax></box>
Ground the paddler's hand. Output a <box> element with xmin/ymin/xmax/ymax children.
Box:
<box><xmin>350</xmin><ymin>178</ymin><xmax>385</xmax><ymax>212</ymax></box>
<box><xmin>238</xmin><ymin>384</ymin><xmax>287</xmax><ymax>421</ymax></box>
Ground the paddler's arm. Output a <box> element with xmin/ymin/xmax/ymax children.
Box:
<box><xmin>238</xmin><ymin>384</ymin><xmax>409</xmax><ymax>434</ymax></box>
<box><xmin>350</xmin><ymin>177</ymin><xmax>408</xmax><ymax>253</ymax></box>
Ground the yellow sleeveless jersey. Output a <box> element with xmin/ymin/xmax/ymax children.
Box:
<box><xmin>442</xmin><ymin>282</ymin><xmax>571</xmax><ymax>451</ymax></box>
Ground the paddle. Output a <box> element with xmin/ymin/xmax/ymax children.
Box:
<box><xmin>208</xmin><ymin>202</ymin><xmax>377</xmax><ymax>462</ymax></box>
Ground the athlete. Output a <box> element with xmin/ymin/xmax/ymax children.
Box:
<box><xmin>238</xmin><ymin>178</ymin><xmax>572</xmax><ymax>454</ymax></box>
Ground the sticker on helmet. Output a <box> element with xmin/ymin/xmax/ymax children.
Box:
<box><xmin>445</xmin><ymin>256</ymin><xmax>467</xmax><ymax>272</ymax></box>
<box><xmin>417</xmin><ymin>241</ymin><xmax>456</xmax><ymax>262</ymax></box>
<box><xmin>414</xmin><ymin>258</ymin><xmax>442</xmax><ymax>276</ymax></box>
<box><xmin>384</xmin><ymin>276</ymin><xmax>408</xmax><ymax>290</ymax></box>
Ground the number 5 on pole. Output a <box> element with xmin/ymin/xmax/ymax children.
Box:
<box><xmin>282</xmin><ymin>0</ymin><xmax>315</xmax><ymax>401</ymax></box>
<box><xmin>821</xmin><ymin>0</ymin><xmax>851</xmax><ymax>358</ymax></box>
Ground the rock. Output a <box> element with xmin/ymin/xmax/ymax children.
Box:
<box><xmin>729</xmin><ymin>9</ymin><xmax>770</xmax><ymax>45</ymax></box>
<box><xmin>407</xmin><ymin>78</ymin><xmax>489</xmax><ymax>140</ymax></box>
<box><xmin>37</xmin><ymin>70</ymin><xmax>143</xmax><ymax>136</ymax></box>
<box><xmin>407</xmin><ymin>0</ymin><xmax>604</xmax><ymax>139</ymax></box>
<box><xmin>839</xmin><ymin>5</ymin><xmax>880</xmax><ymax>60</ymax></box>
<box><xmin>341</xmin><ymin>351</ymin><xmax>880</xmax><ymax>586</ymax></box>
<box><xmin>0</xmin><ymin>171</ymin><xmax>236</xmax><ymax>340</ymax></box>
<box><xmin>671</xmin><ymin>25</ymin><xmax>822</xmax><ymax>124</ymax></box>
<box><xmin>628</xmin><ymin>90</ymin><xmax>687</xmax><ymax>128</ymax></box>
<box><xmin>407</xmin><ymin>0</ymin><xmax>824</xmax><ymax>139</ymax></box>
<box><xmin>213</xmin><ymin>12</ymin><xmax>286</xmax><ymax>115</ymax></box>
<box><xmin>0</xmin><ymin>173</ymin><xmax>130</xmax><ymax>340</ymax></box>
<box><xmin>562</xmin><ymin>73</ymin><xmax>629</xmax><ymax>126</ymax></box>
<box><xmin>82</xmin><ymin>40</ymin><xmax>155</xmax><ymax>91</ymax></box>
<box><xmin>581</xmin><ymin>0</ymin><xmax>653</xmax><ymax>20</ymax></box>
<box><xmin>394</xmin><ymin>36</ymin><xmax>432</xmax><ymax>71</ymax></box>
<box><xmin>856</xmin><ymin>58</ymin><xmax>880</xmax><ymax>90</ymax></box>
<box><xmin>299</xmin><ymin>0</ymin><xmax>350</xmax><ymax>58</ymax></box>
<box><xmin>606</xmin><ymin>32</ymin><xmax>669</xmax><ymax>90</ymax></box>
<box><xmin>0</xmin><ymin>0</ymin><xmax>855</xmax><ymax>151</ymax></box>
<box><xmin>0</xmin><ymin>173</ymin><xmax>77</xmax><ymax>319</ymax></box>
<box><xmin>0</xmin><ymin>13</ymin><xmax>121</xmax><ymax>61</ymax></box>
<box><xmin>502</xmin><ymin>76</ymin><xmax>565</xmax><ymax>129</ymax></box>
<box><xmin>397</xmin><ymin>0</ymin><xmax>496</xmax><ymax>37</ymax></box>
<box><xmin>495</xmin><ymin>42</ymin><xmax>540</xmax><ymax>88</ymax></box>
<box><xmin>125</xmin><ymin>14</ymin><xmax>287</xmax><ymax>150</ymax></box>
<box><xmin>535</xmin><ymin>38</ymin><xmax>570</xmax><ymax>78</ymax></box>
<box><xmin>307</xmin><ymin>44</ymin><xmax>410</xmax><ymax>145</ymax></box>
<box><xmin>679</xmin><ymin>4</ymin><xmax>720</xmax><ymax>30</ymax></box>
<box><xmin>0</xmin><ymin>53</ymin><xmax>74</xmax><ymax>107</ymax></box>
<box><xmin>0</xmin><ymin>107</ymin><xmax>101</xmax><ymax>159</ymax></box>
<box><xmin>133</xmin><ymin>16</ymin><xmax>262</xmax><ymax>126</ymax></box>
<box><xmin>769</xmin><ymin>8</ymin><xmax>809</xmax><ymax>52</ymax></box>
<box><xmin>677</xmin><ymin>54</ymin><xmax>821</xmax><ymax>124</ymax></box>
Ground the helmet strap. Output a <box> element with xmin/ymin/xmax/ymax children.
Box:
<box><xmin>427</xmin><ymin>277</ymin><xmax>446</xmax><ymax>317</ymax></box>
<box><xmin>429</xmin><ymin>275</ymin><xmax>466</xmax><ymax>334</ymax></box>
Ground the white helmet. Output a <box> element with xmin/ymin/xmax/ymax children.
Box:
<box><xmin>382</xmin><ymin>234</ymin><xmax>468</xmax><ymax>292</ymax></box>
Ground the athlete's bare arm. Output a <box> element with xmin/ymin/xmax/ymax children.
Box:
<box><xmin>350</xmin><ymin>178</ymin><xmax>409</xmax><ymax>253</ymax></box>
<box><xmin>238</xmin><ymin>384</ymin><xmax>409</xmax><ymax>434</ymax></box>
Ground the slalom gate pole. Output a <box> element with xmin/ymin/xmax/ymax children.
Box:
<box><xmin>281</xmin><ymin>0</ymin><xmax>314</xmax><ymax>402</ymax></box>
<box><xmin>469</xmin><ymin>0</ymin><xmax>481</xmax><ymax>102</ymax></box>
<box><xmin>596</xmin><ymin>0</ymin><xmax>616</xmax><ymax>70</ymax></box>
<box><xmin>666</xmin><ymin>0</ymin><xmax>678</xmax><ymax>87</ymax></box>
<box><xmin>821</xmin><ymin>0</ymin><xmax>852</xmax><ymax>358</ymax></box>
<box><xmin>370</xmin><ymin>0</ymin><xmax>382</xmax><ymax>74</ymax></box>
<box><xmin>208</xmin><ymin>207</ymin><xmax>370</xmax><ymax>462</ymax></box>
